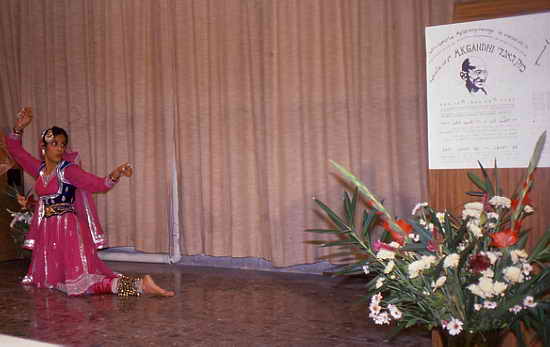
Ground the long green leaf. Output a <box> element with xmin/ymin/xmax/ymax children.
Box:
<box><xmin>305</xmin><ymin>229</ymin><xmax>342</xmax><ymax>234</ymax></box>
<box><xmin>467</xmin><ymin>172</ymin><xmax>488</xmax><ymax>193</ymax></box>
<box><xmin>477</xmin><ymin>160</ymin><xmax>495</xmax><ymax>195</ymax></box>
<box><xmin>313</xmin><ymin>198</ymin><xmax>351</xmax><ymax>233</ymax></box>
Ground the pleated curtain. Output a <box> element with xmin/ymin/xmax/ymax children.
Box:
<box><xmin>0</xmin><ymin>0</ymin><xmax>454</xmax><ymax>266</ymax></box>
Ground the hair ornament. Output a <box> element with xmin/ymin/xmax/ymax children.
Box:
<box><xmin>42</xmin><ymin>128</ymin><xmax>55</xmax><ymax>144</ymax></box>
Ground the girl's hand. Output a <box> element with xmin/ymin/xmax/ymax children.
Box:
<box><xmin>110</xmin><ymin>163</ymin><xmax>133</xmax><ymax>181</ymax></box>
<box><xmin>15</xmin><ymin>107</ymin><xmax>33</xmax><ymax>130</ymax></box>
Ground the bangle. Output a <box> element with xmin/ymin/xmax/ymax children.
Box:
<box><xmin>109</xmin><ymin>174</ymin><xmax>120</xmax><ymax>182</ymax></box>
<box><xmin>13</xmin><ymin>127</ymin><xmax>23</xmax><ymax>135</ymax></box>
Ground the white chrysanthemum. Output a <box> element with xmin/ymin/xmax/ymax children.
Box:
<box><xmin>482</xmin><ymin>267</ymin><xmax>497</xmax><ymax>279</ymax></box>
<box><xmin>482</xmin><ymin>251</ymin><xmax>501</xmax><ymax>265</ymax></box>
<box><xmin>486</xmin><ymin>212</ymin><xmax>499</xmax><ymax>220</ymax></box>
<box><xmin>464</xmin><ymin>202</ymin><xmax>484</xmax><ymax>211</ymax></box>
<box><xmin>462</xmin><ymin>208</ymin><xmax>483</xmax><ymax>220</ymax></box>
<box><xmin>432</xmin><ymin>276</ymin><xmax>447</xmax><ymax>290</ymax></box>
<box><xmin>509</xmin><ymin>305</ymin><xmax>523</xmax><ymax>314</ymax></box>
<box><xmin>373</xmin><ymin>312</ymin><xmax>391</xmax><ymax>325</ymax></box>
<box><xmin>510</xmin><ymin>249</ymin><xmax>528</xmax><ymax>264</ymax></box>
<box><xmin>468</xmin><ymin>276</ymin><xmax>503</xmax><ymax>299</ymax></box>
<box><xmin>408</xmin><ymin>256</ymin><xmax>437</xmax><ymax>279</ymax></box>
<box><xmin>478</xmin><ymin>277</ymin><xmax>496</xmax><ymax>298</ymax></box>
<box><xmin>436</xmin><ymin>212</ymin><xmax>446</xmax><ymax>224</ymax></box>
<box><xmin>388</xmin><ymin>304</ymin><xmax>402</xmax><ymax>319</ymax></box>
<box><xmin>384</xmin><ymin>261</ymin><xmax>395</xmax><ymax>274</ymax></box>
<box><xmin>443</xmin><ymin>253</ymin><xmax>460</xmax><ymax>269</ymax></box>
<box><xmin>522</xmin><ymin>263</ymin><xmax>533</xmax><ymax>275</ymax></box>
<box><xmin>362</xmin><ymin>265</ymin><xmax>370</xmax><ymax>275</ymax></box>
<box><xmin>467</xmin><ymin>220</ymin><xmax>483</xmax><ymax>238</ymax></box>
<box><xmin>489</xmin><ymin>196</ymin><xmax>511</xmax><ymax>209</ymax></box>
<box><xmin>503</xmin><ymin>266</ymin><xmax>524</xmax><ymax>283</ymax></box>
<box><xmin>468</xmin><ymin>284</ymin><xmax>487</xmax><ymax>299</ymax></box>
<box><xmin>474</xmin><ymin>303</ymin><xmax>482</xmax><ymax>311</ymax></box>
<box><xmin>371</xmin><ymin>293</ymin><xmax>383</xmax><ymax>305</ymax></box>
<box><xmin>524</xmin><ymin>205</ymin><xmax>534</xmax><ymax>214</ymax></box>
<box><xmin>409</xmin><ymin>233</ymin><xmax>420</xmax><ymax>242</ymax></box>
<box><xmin>523</xmin><ymin>296</ymin><xmax>537</xmax><ymax>308</ymax></box>
<box><xmin>493</xmin><ymin>281</ymin><xmax>507</xmax><ymax>295</ymax></box>
<box><xmin>388</xmin><ymin>242</ymin><xmax>401</xmax><ymax>249</ymax></box>
<box><xmin>376</xmin><ymin>249</ymin><xmax>395</xmax><ymax>260</ymax></box>
<box><xmin>369</xmin><ymin>303</ymin><xmax>382</xmax><ymax>315</ymax></box>
<box><xmin>411</xmin><ymin>202</ymin><xmax>428</xmax><ymax>215</ymax></box>
<box><xmin>483</xmin><ymin>301</ymin><xmax>497</xmax><ymax>309</ymax></box>
<box><xmin>447</xmin><ymin>318</ymin><xmax>464</xmax><ymax>336</ymax></box>
<box><xmin>375</xmin><ymin>277</ymin><xmax>385</xmax><ymax>289</ymax></box>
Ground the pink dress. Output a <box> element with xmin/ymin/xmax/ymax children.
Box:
<box><xmin>6</xmin><ymin>133</ymin><xmax>118</xmax><ymax>295</ymax></box>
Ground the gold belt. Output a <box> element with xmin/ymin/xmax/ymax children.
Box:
<box><xmin>44</xmin><ymin>203</ymin><xmax>75</xmax><ymax>218</ymax></box>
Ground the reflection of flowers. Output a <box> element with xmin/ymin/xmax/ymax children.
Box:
<box><xmin>308</xmin><ymin>132</ymin><xmax>550</xmax><ymax>345</ymax></box>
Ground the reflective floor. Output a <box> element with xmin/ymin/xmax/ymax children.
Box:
<box><xmin>0</xmin><ymin>260</ymin><xmax>431</xmax><ymax>346</ymax></box>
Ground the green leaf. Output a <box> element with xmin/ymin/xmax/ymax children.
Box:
<box><xmin>467</xmin><ymin>172</ymin><xmax>489</xmax><ymax>193</ymax></box>
<box><xmin>477</xmin><ymin>160</ymin><xmax>495</xmax><ymax>195</ymax></box>
<box><xmin>362</xmin><ymin>210</ymin><xmax>379</xmax><ymax>240</ymax></box>
<box><xmin>313</xmin><ymin>198</ymin><xmax>352</xmax><ymax>233</ymax></box>
<box><xmin>320</xmin><ymin>239</ymin><xmax>359</xmax><ymax>248</ymax></box>
<box><xmin>527</xmin><ymin>131</ymin><xmax>546</xmax><ymax>174</ymax></box>
<box><xmin>529</xmin><ymin>227</ymin><xmax>550</xmax><ymax>262</ymax></box>
<box><xmin>304</xmin><ymin>229</ymin><xmax>341</xmax><ymax>234</ymax></box>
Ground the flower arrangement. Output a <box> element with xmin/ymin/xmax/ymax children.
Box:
<box><xmin>308</xmin><ymin>132</ymin><xmax>550</xmax><ymax>346</ymax></box>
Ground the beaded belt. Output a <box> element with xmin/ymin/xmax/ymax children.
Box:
<box><xmin>44</xmin><ymin>203</ymin><xmax>75</xmax><ymax>218</ymax></box>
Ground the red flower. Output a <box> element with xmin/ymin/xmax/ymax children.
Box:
<box><xmin>490</xmin><ymin>228</ymin><xmax>519</xmax><ymax>248</ymax></box>
<box><xmin>511</xmin><ymin>193</ymin><xmax>532</xmax><ymax>211</ymax></box>
<box><xmin>372</xmin><ymin>240</ymin><xmax>397</xmax><ymax>252</ymax></box>
<box><xmin>470</xmin><ymin>254</ymin><xmax>491</xmax><ymax>273</ymax></box>
<box><xmin>381</xmin><ymin>219</ymin><xmax>412</xmax><ymax>245</ymax></box>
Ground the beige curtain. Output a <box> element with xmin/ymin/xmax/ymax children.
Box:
<box><xmin>0</xmin><ymin>0</ymin><xmax>454</xmax><ymax>266</ymax></box>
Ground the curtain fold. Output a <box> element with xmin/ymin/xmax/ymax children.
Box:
<box><xmin>0</xmin><ymin>0</ymin><xmax>454</xmax><ymax>266</ymax></box>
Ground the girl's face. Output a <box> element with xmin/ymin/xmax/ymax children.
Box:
<box><xmin>44</xmin><ymin>134</ymin><xmax>67</xmax><ymax>163</ymax></box>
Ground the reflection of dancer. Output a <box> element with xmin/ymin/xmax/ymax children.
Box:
<box><xmin>460</xmin><ymin>57</ymin><xmax>488</xmax><ymax>95</ymax></box>
<box><xmin>5</xmin><ymin>108</ymin><xmax>174</xmax><ymax>297</ymax></box>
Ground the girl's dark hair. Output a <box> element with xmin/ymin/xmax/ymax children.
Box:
<box><xmin>42</xmin><ymin>126</ymin><xmax>69</xmax><ymax>147</ymax></box>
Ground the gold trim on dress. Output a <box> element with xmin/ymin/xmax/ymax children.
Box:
<box><xmin>44</xmin><ymin>202</ymin><xmax>75</xmax><ymax>218</ymax></box>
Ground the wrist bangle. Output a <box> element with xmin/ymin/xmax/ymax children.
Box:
<box><xmin>109</xmin><ymin>174</ymin><xmax>120</xmax><ymax>182</ymax></box>
<box><xmin>13</xmin><ymin>127</ymin><xmax>23</xmax><ymax>135</ymax></box>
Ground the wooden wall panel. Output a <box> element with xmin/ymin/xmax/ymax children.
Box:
<box><xmin>430</xmin><ymin>1</ymin><xmax>550</xmax><ymax>346</ymax></box>
<box><xmin>453</xmin><ymin>0</ymin><xmax>550</xmax><ymax>23</ymax></box>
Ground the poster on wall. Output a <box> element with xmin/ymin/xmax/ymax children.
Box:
<box><xmin>426</xmin><ymin>12</ymin><xmax>550</xmax><ymax>169</ymax></box>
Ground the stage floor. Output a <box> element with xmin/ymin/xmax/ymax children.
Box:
<box><xmin>0</xmin><ymin>260</ymin><xmax>431</xmax><ymax>346</ymax></box>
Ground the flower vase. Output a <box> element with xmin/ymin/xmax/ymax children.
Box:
<box><xmin>439</xmin><ymin>330</ymin><xmax>503</xmax><ymax>347</ymax></box>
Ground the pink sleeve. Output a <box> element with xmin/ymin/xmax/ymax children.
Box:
<box><xmin>4</xmin><ymin>133</ymin><xmax>41</xmax><ymax>178</ymax></box>
<box><xmin>64</xmin><ymin>164</ymin><xmax>117</xmax><ymax>193</ymax></box>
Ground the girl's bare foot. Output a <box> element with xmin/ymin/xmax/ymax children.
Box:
<box><xmin>142</xmin><ymin>275</ymin><xmax>175</xmax><ymax>297</ymax></box>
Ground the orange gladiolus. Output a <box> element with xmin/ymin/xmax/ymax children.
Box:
<box><xmin>381</xmin><ymin>219</ymin><xmax>412</xmax><ymax>245</ymax></box>
<box><xmin>490</xmin><ymin>228</ymin><xmax>519</xmax><ymax>248</ymax></box>
<box><xmin>511</xmin><ymin>193</ymin><xmax>532</xmax><ymax>210</ymax></box>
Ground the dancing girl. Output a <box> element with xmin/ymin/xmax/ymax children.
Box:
<box><xmin>4</xmin><ymin>107</ymin><xmax>174</xmax><ymax>297</ymax></box>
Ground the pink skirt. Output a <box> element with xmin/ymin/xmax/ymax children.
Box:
<box><xmin>23</xmin><ymin>212</ymin><xmax>117</xmax><ymax>296</ymax></box>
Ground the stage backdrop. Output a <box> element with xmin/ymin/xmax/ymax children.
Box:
<box><xmin>0</xmin><ymin>0</ymin><xmax>453</xmax><ymax>267</ymax></box>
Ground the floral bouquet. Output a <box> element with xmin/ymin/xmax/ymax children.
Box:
<box><xmin>308</xmin><ymin>132</ymin><xmax>550</xmax><ymax>346</ymax></box>
<box><xmin>6</xmin><ymin>185</ymin><xmax>34</xmax><ymax>258</ymax></box>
